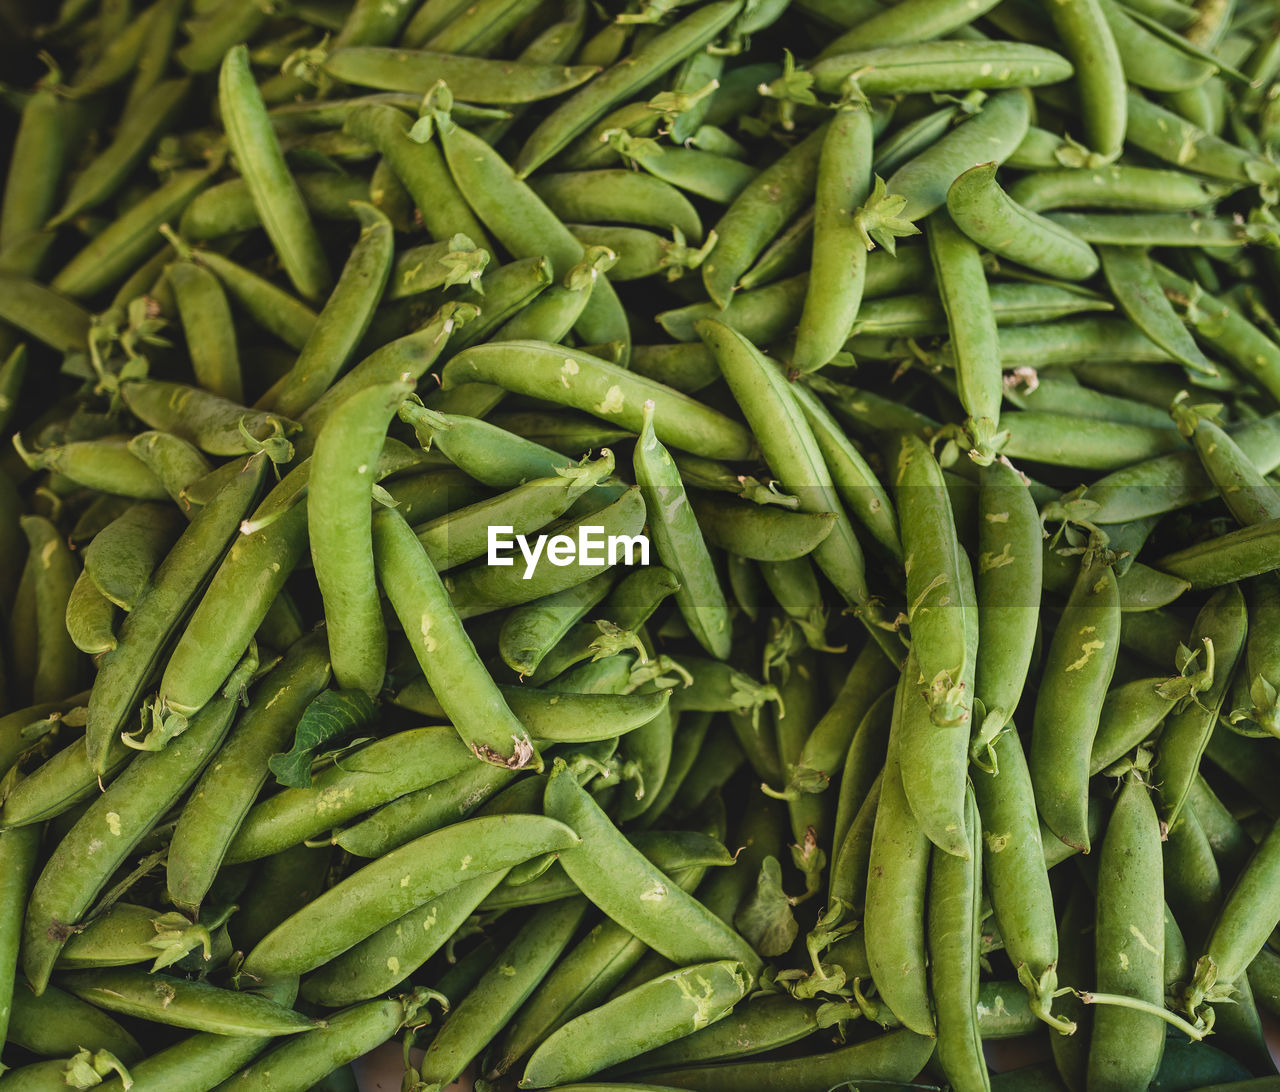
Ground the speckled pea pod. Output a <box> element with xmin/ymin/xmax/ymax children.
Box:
<box><xmin>321</xmin><ymin>47</ymin><xmax>600</xmax><ymax>101</ymax></box>
<box><xmin>1172</xmin><ymin>400</ymin><xmax>1280</xmax><ymax>527</ymax></box>
<box><xmin>1155</xmin><ymin>519</ymin><xmax>1280</xmax><ymax>588</ymax></box>
<box><xmin>1029</xmin><ymin>554</ymin><xmax>1120</xmax><ymax>852</ymax></box>
<box><xmin>811</xmin><ymin>41</ymin><xmax>1073</xmax><ymax>96</ymax></box>
<box><xmin>0</xmin><ymin>820</ymin><xmax>39</xmax><ymax>1049</ymax></box>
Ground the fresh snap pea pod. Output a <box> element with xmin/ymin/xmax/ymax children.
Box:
<box><xmin>1030</xmin><ymin>553</ymin><xmax>1120</xmax><ymax>852</ymax></box>
<box><xmin>341</xmin><ymin>103</ymin><xmax>491</xmax><ymax>254</ymax></box>
<box><xmin>658</xmin><ymin>273</ymin><xmax>808</xmax><ymax>346</ymax></box>
<box><xmin>225</xmin><ymin>726</ymin><xmax>474</xmax><ymax>865</ymax></box>
<box><xmin>191</xmin><ymin>248</ymin><xmax>319</xmax><ymax>352</ymax></box>
<box><xmin>1046</xmin><ymin>0</ymin><xmax>1126</xmax><ymax>161</ymax></box>
<box><xmin>1000</xmin><ymin>412</ymin><xmax>1186</xmax><ymax>469</ymax></box>
<box><xmin>698</xmin><ymin>320</ymin><xmax>868</xmax><ymax>610</ymax></box>
<box><xmin>514</xmin><ymin>1</ymin><xmax>743</xmax><ymax>176</ymax></box>
<box><xmin>14</xmin><ymin>433</ymin><xmax>167</xmax><ymax>500</ymax></box>
<box><xmin>1084</xmin><ymin>414</ymin><xmax>1280</xmax><ymax>523</ymax></box>
<box><xmin>522</xmin><ymin>959</ymin><xmax>750</xmax><ymax>1088</ymax></box>
<box><xmin>437</xmin><ymin>120</ymin><xmax>628</xmax><ymax>356</ymax></box>
<box><xmin>1</xmin><ymin>78</ymin><xmax>86</xmax><ymax>249</ymax></box>
<box><xmin>811</xmin><ymin>41</ymin><xmax>1073</xmax><ymax>96</ymax></box>
<box><xmin>1230</xmin><ymin>578</ymin><xmax>1280</xmax><ymax>739</ymax></box>
<box><xmin>83</xmin><ymin>503</ymin><xmax>185</xmax><ymax>612</ymax></box>
<box><xmin>1125</xmin><ymin>90</ymin><xmax>1280</xmax><ymax>185</ymax></box>
<box><xmin>322</xmin><ymin>47</ymin><xmax>600</xmax><ymax>101</ymax></box>
<box><xmin>309</xmin><ymin>380</ymin><xmax>410</xmax><ymax>696</ymax></box>
<box><xmin>499</xmin><ymin>571</ymin><xmax>616</xmax><ymax>677</ymax></box>
<box><xmin>946</xmin><ymin>162</ymin><xmax>1100</xmax><ymax>282</ymax></box>
<box><xmin>819</xmin><ymin>0</ymin><xmax>1000</xmax><ymax>51</ymax></box>
<box><xmin>1100</xmin><ymin>0</ymin><xmax>1217</xmax><ymax>91</ymax></box>
<box><xmin>1165</xmin><ymin>804</ymin><xmax>1223</xmax><ymax>952</ymax></box>
<box><xmin>850</xmin><ymin>282</ymin><xmax>1113</xmax><ymax>337</ymax></box>
<box><xmin>1010</xmin><ymin>164</ymin><xmax>1231</xmax><ymax>212</ymax></box>
<box><xmin>299</xmin><ymin>871</ymin><xmax>506</xmax><ymax>1006</ymax></box>
<box><xmin>1155</xmin><ymin>519</ymin><xmax>1280</xmax><ymax>587</ymax></box>
<box><xmin>56</xmin><ymin>902</ymin><xmax>164</xmax><ymax>969</ymax></box>
<box><xmin>1054</xmin><ymin>210</ymin><xmax>1250</xmax><ymax>249</ymax></box>
<box><xmin>701</xmin><ymin>123</ymin><xmax>826</xmax><ymax>310</ymax></box>
<box><xmin>60</xmin><ymin>969</ymin><xmax>318</xmax><ymax>1037</ymax></box>
<box><xmin>974</xmin><ymin>458</ymin><xmax>1041</xmax><ymax>742</ymax></box>
<box><xmin>608</xmin><ymin>136</ymin><xmax>757</xmax><ymax>205</ymax></box>
<box><xmin>528</xmin><ymin>169</ymin><xmax>703</xmax><ymax>246</ymax></box>
<box><xmin>638</xmin><ymin>1027</ymin><xmax>935</xmax><ymax>1092</ymax></box>
<box><xmin>418</xmin><ymin>452</ymin><xmax>615</xmax><ymax>571</ymax></box>
<box><xmin>242</xmin><ymin>814</ymin><xmax>578</xmax><ymax>978</ymax></box>
<box><xmin>119</xmin><ymin>379</ymin><xmax>296</xmax><ymax>458</ymax></box>
<box><xmin>219</xmin><ymin>45</ymin><xmax>331</xmax><ymax>301</ymax></box>
<box><xmin>264</xmin><ymin>203</ymin><xmax>394</xmax><ymax>420</ymax></box>
<box><xmin>0</xmin><ymin>274</ymin><xmax>91</xmax><ymax>354</ymax></box>
<box><xmin>418</xmin><ymin>898</ymin><xmax>590</xmax><ymax>1089</ymax></box>
<box><xmin>544</xmin><ymin>758</ymin><xmax>762</xmax><ymax>979</ymax></box>
<box><xmin>929</xmin><ymin>785</ymin><xmax>988</xmax><ymax>1092</ymax></box>
<box><xmin>84</xmin><ymin>454</ymin><xmax>267</xmax><ymax>775</ymax></box>
<box><xmin>689</xmin><ymin>493</ymin><xmax>835</xmax><ymax>562</ymax></box>
<box><xmin>792</xmin><ymin>99</ymin><xmax>873</xmax><ymax>373</ymax></box>
<box><xmin>1173</xmin><ymin>401</ymin><xmax>1280</xmax><ymax>527</ymax></box>
<box><xmin>397</xmin><ymin>404</ymin><xmax>570</xmax><ymax>489</ymax></box>
<box><xmin>865</xmin><ymin>671</ymin><xmax>934</xmax><ymax>1035</ymax></box>
<box><xmin>442</xmin><ymin>341</ymin><xmax>750</xmax><ymax>461</ymax></box>
<box><xmin>18</xmin><ymin>516</ymin><xmax>80</xmax><ymax>705</ymax></box>
<box><xmin>0</xmin><ymin>821</ymin><xmax>39</xmax><ymax>1050</ymax></box>
<box><xmin>633</xmin><ymin>401</ymin><xmax>729</xmax><ymax>659</ymax></box>
<box><xmin>65</xmin><ymin>570</ymin><xmax>117</xmax><ymax>656</ymax></box>
<box><xmin>216</xmin><ymin>994</ymin><xmax>417</xmax><ymax>1092</ymax></box>
<box><xmin>7</xmin><ymin>983</ymin><xmax>143</xmax><ymax>1063</ymax></box>
<box><xmin>179</xmin><ymin>174</ymin><xmax>369</xmax><ymax>240</ymax></box>
<box><xmin>51</xmin><ymin>164</ymin><xmax>218</xmax><ymax>300</ymax></box>
<box><xmin>167</xmin><ymin>258</ymin><xmax>243</xmax><ymax>403</ymax></box>
<box><xmin>1156</xmin><ymin>584</ymin><xmax>1247</xmax><ymax>824</ymax></box>
<box><xmin>1090</xmin><ymin>674</ymin><xmax>1192</xmax><ymax>775</ymax></box>
<box><xmin>22</xmin><ymin>692</ymin><xmax>238</xmax><ymax>993</ymax></box>
<box><xmin>0</xmin><ymin>730</ymin><xmax>132</xmax><ymax>829</ymax></box>
<box><xmin>333</xmin><ymin>757</ymin><xmax>517</xmax><ymax>858</ymax></box>
<box><xmin>1087</xmin><ymin>774</ymin><xmax>1166</xmax><ymax>1092</ymax></box>
<box><xmin>373</xmin><ymin>505</ymin><xmax>538</xmax><ymax>768</ymax></box>
<box><xmin>886</xmin><ymin>89</ymin><xmax>1031</xmax><ymax>222</ymax></box>
<box><xmin>895</xmin><ymin>432</ymin><xmax>973</xmax><ymax>726</ymax></box>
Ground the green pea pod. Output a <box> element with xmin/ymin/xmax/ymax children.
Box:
<box><xmin>697</xmin><ymin>319</ymin><xmax>868</xmax><ymax>609</ymax></box>
<box><xmin>1046</xmin><ymin>0</ymin><xmax>1126</xmax><ymax>161</ymax></box>
<box><xmin>498</xmin><ymin>572</ymin><xmax>616</xmax><ymax>677</ymax></box>
<box><xmin>1090</xmin><ymin>676</ymin><xmax>1185</xmax><ymax>775</ymax></box>
<box><xmin>1029</xmin><ymin>554</ymin><xmax>1120</xmax><ymax>852</ymax></box>
<box><xmin>59</xmin><ymin>969</ymin><xmax>319</xmax><ymax>1037</ymax></box>
<box><xmin>14</xmin><ymin>434</ymin><xmax>166</xmax><ymax>500</ymax></box>
<box><xmin>193</xmin><ymin>248</ymin><xmax>319</xmax><ymax>351</ymax></box>
<box><xmin>530</xmin><ymin>169</ymin><xmax>703</xmax><ymax>244</ymax></box>
<box><xmin>0</xmin><ymin>730</ymin><xmax>132</xmax><ymax>830</ymax></box>
<box><xmin>1155</xmin><ymin>519</ymin><xmax>1280</xmax><ymax>588</ymax></box>
<box><xmin>659</xmin><ymin>273</ymin><xmax>809</xmax><ymax>345</ymax></box>
<box><xmin>1009</xmin><ymin>164</ymin><xmax>1229</xmax><ymax>212</ymax></box>
<box><xmin>946</xmin><ymin>162</ymin><xmax>1100</xmax><ymax>282</ymax></box>
<box><xmin>167</xmin><ymin>258</ymin><xmax>244</xmax><ymax>403</ymax></box>
<box><xmin>299</xmin><ymin>871</ymin><xmax>506</xmax><ymax>1007</ymax></box>
<box><xmin>1156</xmin><ymin>583</ymin><xmax>1248</xmax><ymax>825</ymax></box>
<box><xmin>895</xmin><ymin>432</ymin><xmax>974</xmax><ymax>726</ymax></box>
<box><xmin>65</xmin><ymin>569</ymin><xmax>117</xmax><ymax>656</ymax></box>
<box><xmin>544</xmin><ymin>758</ymin><xmax>762</xmax><ymax>980</ymax></box>
<box><xmin>56</xmin><ymin>902</ymin><xmax>162</xmax><ymax>969</ymax></box>
<box><xmin>1125</xmin><ymin>90</ymin><xmax>1280</xmax><ymax>185</ymax></box>
<box><xmin>82</xmin><ymin>503</ymin><xmax>185</xmax><ymax>611</ymax></box>
<box><xmin>865</xmin><ymin>671</ymin><xmax>935</xmax><ymax>1035</ymax></box>
<box><xmin>929</xmin><ymin>785</ymin><xmax>989</xmax><ymax>1092</ymax></box>
<box><xmin>7</xmin><ymin>983</ymin><xmax>143</xmax><ymax>1063</ymax></box>
<box><xmin>1088</xmin><ymin>775</ymin><xmax>1166</xmax><ymax>1091</ymax></box>
<box><xmin>1172</xmin><ymin>401</ymin><xmax>1280</xmax><ymax>527</ymax></box>
<box><xmin>418</xmin><ymin>898</ymin><xmax>589</xmax><ymax>1089</ymax></box>
<box><xmin>242</xmin><ymin>813</ymin><xmax>578</xmax><ymax>978</ymax></box>
<box><xmin>0</xmin><ymin>822</ymin><xmax>39</xmax><ymax>1049</ymax></box>
<box><xmin>22</xmin><ymin>693</ymin><xmax>239</xmax><ymax>992</ymax></box>
<box><xmin>811</xmin><ymin>41</ymin><xmax>1073</xmax><ymax>97</ymax></box>
<box><xmin>166</xmin><ymin>634</ymin><xmax>333</xmax><ymax>913</ymax></box>
<box><xmin>84</xmin><ymin>453</ymin><xmax>267</xmax><ymax>774</ymax></box>
<box><xmin>119</xmin><ymin>379</ymin><xmax>296</xmax><ymax>458</ymax></box>
<box><xmin>19</xmin><ymin>516</ymin><xmax>80</xmax><ymax>704</ymax></box>
<box><xmin>322</xmin><ymin>47</ymin><xmax>600</xmax><ymax>101</ymax></box>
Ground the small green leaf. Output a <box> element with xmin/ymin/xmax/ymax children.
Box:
<box><xmin>734</xmin><ymin>855</ymin><xmax>798</xmax><ymax>957</ymax></box>
<box><xmin>268</xmin><ymin>688</ymin><xmax>376</xmax><ymax>788</ymax></box>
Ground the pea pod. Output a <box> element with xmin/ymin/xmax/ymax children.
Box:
<box><xmin>811</xmin><ymin>41</ymin><xmax>1074</xmax><ymax>96</ymax></box>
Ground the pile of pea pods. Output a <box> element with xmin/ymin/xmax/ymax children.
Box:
<box><xmin>7</xmin><ymin>0</ymin><xmax>1280</xmax><ymax>1089</ymax></box>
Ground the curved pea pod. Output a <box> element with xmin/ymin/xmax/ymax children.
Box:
<box><xmin>2</xmin><ymin>82</ymin><xmax>87</xmax><ymax>249</ymax></box>
<box><xmin>697</xmin><ymin>320</ymin><xmax>868</xmax><ymax>609</ymax></box>
<box><xmin>1229</xmin><ymin>577</ymin><xmax>1280</xmax><ymax>739</ymax></box>
<box><xmin>242</xmin><ymin>814</ymin><xmax>577</xmax><ymax>978</ymax></box>
<box><xmin>0</xmin><ymin>729</ymin><xmax>132</xmax><ymax>830</ymax></box>
<box><xmin>82</xmin><ymin>503</ymin><xmax>185</xmax><ymax>611</ymax></box>
<box><xmin>521</xmin><ymin>959</ymin><xmax>749</xmax><ymax>1088</ymax></box>
<box><xmin>499</xmin><ymin>572</ymin><xmax>616</xmax><ymax>677</ymax></box>
<box><xmin>322</xmin><ymin>47</ymin><xmax>600</xmax><ymax>101</ymax></box>
<box><xmin>418</xmin><ymin>898</ymin><xmax>589</xmax><ymax>1089</ymax></box>
<box><xmin>55</xmin><ymin>902</ymin><xmax>162</xmax><ymax>969</ymax></box>
<box><xmin>0</xmin><ymin>821</ymin><xmax>39</xmax><ymax>1049</ymax></box>
<box><xmin>1156</xmin><ymin>584</ymin><xmax>1247</xmax><ymax>825</ymax></box>
<box><xmin>373</xmin><ymin>507</ymin><xmax>539</xmax><ymax>768</ymax></box>
<box><xmin>223</xmin><ymin>726</ymin><xmax>474</xmax><ymax>865</ymax></box>
<box><xmin>59</xmin><ymin>969</ymin><xmax>319</xmax><ymax>1037</ymax></box>
<box><xmin>974</xmin><ymin>459</ymin><xmax>1042</xmax><ymax>743</ymax></box>
<box><xmin>544</xmin><ymin>758</ymin><xmax>762</xmax><ymax>979</ymax></box>
<box><xmin>436</xmin><ymin>120</ymin><xmax>629</xmax><ymax>358</ymax></box>
<box><xmin>514</xmin><ymin>0</ymin><xmax>744</xmax><ymax>176</ymax></box>
<box><xmin>1046</xmin><ymin>0</ymin><xmax>1126</xmax><ymax>162</ymax></box>
<box><xmin>1090</xmin><ymin>675</ymin><xmax>1187</xmax><ymax>776</ymax></box>
<box><xmin>13</xmin><ymin>433</ymin><xmax>168</xmax><ymax>500</ymax></box>
<box><xmin>946</xmin><ymin>162</ymin><xmax>1100</xmax><ymax>282</ymax></box>
<box><xmin>215</xmin><ymin>995</ymin><xmax>413</xmax><ymax>1091</ymax></box>
<box><xmin>636</xmin><ymin>1027</ymin><xmax>935</xmax><ymax>1091</ymax></box>
<box><xmin>84</xmin><ymin>453</ymin><xmax>268</xmax><ymax>775</ymax></box>
<box><xmin>530</xmin><ymin>168</ymin><xmax>703</xmax><ymax>247</ymax></box>
<box><xmin>701</xmin><ymin>123</ymin><xmax>826</xmax><ymax>310</ymax></box>
<box><xmin>299</xmin><ymin>871</ymin><xmax>506</xmax><ymax>1007</ymax></box>
<box><xmin>400</xmin><ymin>402</ymin><xmax>570</xmax><ymax>489</ymax></box>
<box><xmin>1029</xmin><ymin>554</ymin><xmax>1120</xmax><ymax>853</ymax></box>
<box><xmin>1155</xmin><ymin>520</ymin><xmax>1280</xmax><ymax>589</ymax></box>
<box><xmin>929</xmin><ymin>785</ymin><xmax>988</xmax><ymax>1092</ymax></box>
<box><xmin>22</xmin><ymin>693</ymin><xmax>239</xmax><ymax>993</ymax></box>
<box><xmin>886</xmin><ymin>89</ymin><xmax>1031</xmax><ymax>222</ymax></box>
<box><xmin>192</xmin><ymin>248</ymin><xmax>319</xmax><ymax>352</ymax></box>
<box><xmin>865</xmin><ymin>672</ymin><xmax>934</xmax><ymax>1035</ymax></box>
<box><xmin>1173</xmin><ymin>402</ymin><xmax>1280</xmax><ymax>528</ymax></box>
<box><xmin>7</xmin><ymin>983</ymin><xmax>143</xmax><ymax>1063</ymax></box>
<box><xmin>119</xmin><ymin>380</ymin><xmax>297</xmax><ymax>458</ymax></box>
<box><xmin>1087</xmin><ymin>775</ymin><xmax>1166</xmax><ymax>1092</ymax></box>
<box><xmin>167</xmin><ymin>259</ymin><xmax>243</xmax><ymax>403</ymax></box>
<box><xmin>1125</xmin><ymin>90</ymin><xmax>1280</xmax><ymax>186</ymax></box>
<box><xmin>689</xmin><ymin>492</ymin><xmax>835</xmax><ymax>562</ymax></box>
<box><xmin>894</xmin><ymin>432</ymin><xmax>974</xmax><ymax>726</ymax></box>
